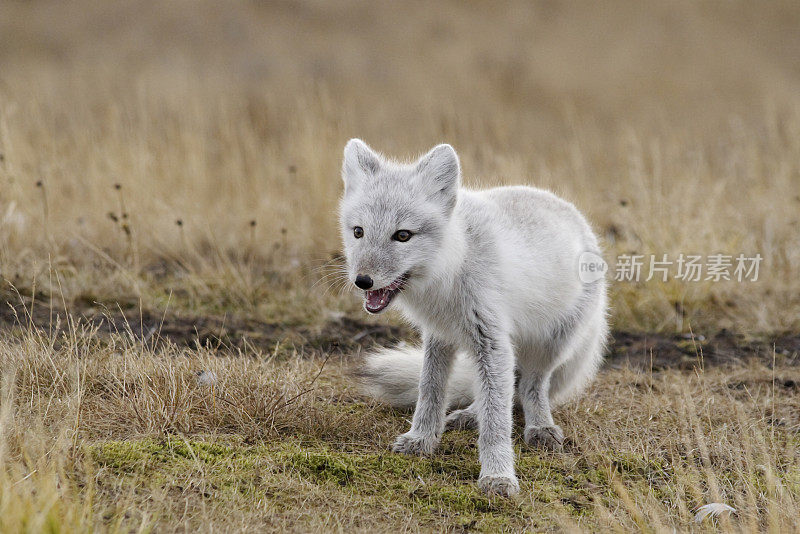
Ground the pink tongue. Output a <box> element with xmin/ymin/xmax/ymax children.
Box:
<box><xmin>365</xmin><ymin>288</ymin><xmax>390</xmax><ymax>311</ymax></box>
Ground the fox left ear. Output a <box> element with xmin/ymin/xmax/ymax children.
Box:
<box><xmin>415</xmin><ymin>144</ymin><xmax>460</xmax><ymax>214</ymax></box>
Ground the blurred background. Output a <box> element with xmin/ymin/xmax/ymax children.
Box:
<box><xmin>1</xmin><ymin>0</ymin><xmax>799</xmax><ymax>332</ymax></box>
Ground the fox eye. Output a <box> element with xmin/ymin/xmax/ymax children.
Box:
<box><xmin>393</xmin><ymin>230</ymin><xmax>413</xmax><ymax>242</ymax></box>
<box><xmin>353</xmin><ymin>226</ymin><xmax>364</xmax><ymax>239</ymax></box>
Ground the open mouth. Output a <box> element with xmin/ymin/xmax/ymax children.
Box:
<box><xmin>363</xmin><ymin>274</ymin><xmax>408</xmax><ymax>314</ymax></box>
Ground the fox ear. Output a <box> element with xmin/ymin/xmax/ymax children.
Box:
<box><xmin>415</xmin><ymin>144</ymin><xmax>460</xmax><ymax>213</ymax></box>
<box><xmin>342</xmin><ymin>139</ymin><xmax>380</xmax><ymax>195</ymax></box>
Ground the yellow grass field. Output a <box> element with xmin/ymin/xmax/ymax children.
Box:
<box><xmin>0</xmin><ymin>1</ymin><xmax>799</xmax><ymax>532</ymax></box>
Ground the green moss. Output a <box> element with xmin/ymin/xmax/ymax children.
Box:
<box><xmin>90</xmin><ymin>435</ymin><xmax>683</xmax><ymax>531</ymax></box>
<box><xmin>89</xmin><ymin>437</ymin><xmax>536</xmax><ymax>530</ymax></box>
<box><xmin>286</xmin><ymin>450</ymin><xmax>358</xmax><ymax>486</ymax></box>
<box><xmin>90</xmin><ymin>438</ymin><xmax>170</xmax><ymax>474</ymax></box>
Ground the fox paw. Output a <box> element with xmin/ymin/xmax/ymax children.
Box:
<box><xmin>478</xmin><ymin>474</ymin><xmax>520</xmax><ymax>497</ymax></box>
<box><xmin>391</xmin><ymin>432</ymin><xmax>438</xmax><ymax>456</ymax></box>
<box><xmin>524</xmin><ymin>425</ymin><xmax>564</xmax><ymax>451</ymax></box>
<box><xmin>445</xmin><ymin>408</ymin><xmax>478</xmax><ymax>430</ymax></box>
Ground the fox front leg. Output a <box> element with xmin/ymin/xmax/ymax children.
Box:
<box><xmin>469</xmin><ymin>314</ymin><xmax>519</xmax><ymax>497</ymax></box>
<box><xmin>392</xmin><ymin>335</ymin><xmax>455</xmax><ymax>456</ymax></box>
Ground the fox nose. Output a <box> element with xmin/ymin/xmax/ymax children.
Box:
<box><xmin>354</xmin><ymin>274</ymin><xmax>373</xmax><ymax>290</ymax></box>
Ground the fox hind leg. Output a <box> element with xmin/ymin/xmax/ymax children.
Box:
<box><xmin>516</xmin><ymin>339</ymin><xmax>566</xmax><ymax>451</ymax></box>
<box><xmin>518</xmin><ymin>367</ymin><xmax>565</xmax><ymax>450</ymax></box>
<box><xmin>518</xmin><ymin>312</ymin><xmax>606</xmax><ymax>451</ymax></box>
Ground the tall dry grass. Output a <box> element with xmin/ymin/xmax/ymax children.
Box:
<box><xmin>1</xmin><ymin>1</ymin><xmax>798</xmax><ymax>333</ymax></box>
<box><xmin>0</xmin><ymin>319</ymin><xmax>797</xmax><ymax>531</ymax></box>
<box><xmin>0</xmin><ymin>318</ymin><xmax>343</xmax><ymax>532</ymax></box>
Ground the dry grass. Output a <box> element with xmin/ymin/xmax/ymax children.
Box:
<box><xmin>0</xmin><ymin>321</ymin><xmax>798</xmax><ymax>532</ymax></box>
<box><xmin>1</xmin><ymin>1</ymin><xmax>799</xmax><ymax>532</ymax></box>
<box><xmin>0</xmin><ymin>0</ymin><xmax>798</xmax><ymax>333</ymax></box>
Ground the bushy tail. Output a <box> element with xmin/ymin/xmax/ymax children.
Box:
<box><xmin>354</xmin><ymin>345</ymin><xmax>477</xmax><ymax>409</ymax></box>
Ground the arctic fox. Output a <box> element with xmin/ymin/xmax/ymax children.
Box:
<box><xmin>339</xmin><ymin>139</ymin><xmax>608</xmax><ymax>497</ymax></box>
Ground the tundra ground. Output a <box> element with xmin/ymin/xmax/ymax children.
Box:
<box><xmin>0</xmin><ymin>290</ymin><xmax>798</xmax><ymax>532</ymax></box>
<box><xmin>1</xmin><ymin>1</ymin><xmax>799</xmax><ymax>532</ymax></box>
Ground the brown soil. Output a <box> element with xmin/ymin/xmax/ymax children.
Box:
<box><xmin>609</xmin><ymin>330</ymin><xmax>800</xmax><ymax>370</ymax></box>
<box><xmin>2</xmin><ymin>292</ymin><xmax>798</xmax><ymax>368</ymax></box>
<box><xmin>0</xmin><ymin>293</ymin><xmax>410</xmax><ymax>356</ymax></box>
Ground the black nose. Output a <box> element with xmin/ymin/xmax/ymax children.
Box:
<box><xmin>354</xmin><ymin>274</ymin><xmax>373</xmax><ymax>290</ymax></box>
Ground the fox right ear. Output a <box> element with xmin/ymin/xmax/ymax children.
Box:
<box><xmin>342</xmin><ymin>139</ymin><xmax>380</xmax><ymax>195</ymax></box>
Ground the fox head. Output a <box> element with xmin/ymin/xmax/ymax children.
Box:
<box><xmin>339</xmin><ymin>139</ymin><xmax>460</xmax><ymax>314</ymax></box>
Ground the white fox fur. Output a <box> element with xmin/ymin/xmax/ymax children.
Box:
<box><xmin>359</xmin><ymin>346</ymin><xmax>478</xmax><ymax>409</ymax></box>
<box><xmin>340</xmin><ymin>139</ymin><xmax>608</xmax><ymax>497</ymax></box>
